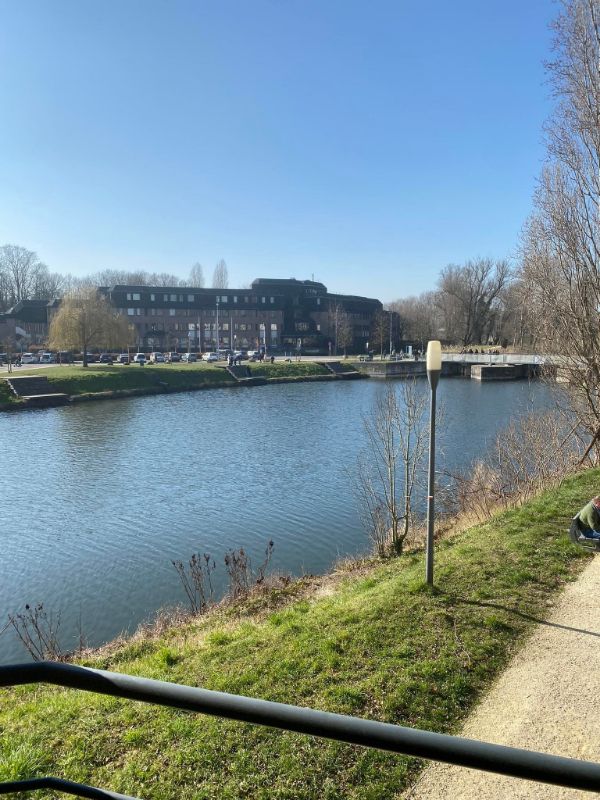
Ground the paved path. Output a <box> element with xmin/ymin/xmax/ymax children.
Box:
<box><xmin>403</xmin><ymin>555</ymin><xmax>600</xmax><ymax>799</ymax></box>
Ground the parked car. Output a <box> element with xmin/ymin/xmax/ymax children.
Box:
<box><xmin>39</xmin><ymin>352</ymin><xmax>55</xmax><ymax>364</ymax></box>
<box><xmin>99</xmin><ymin>353</ymin><xmax>114</xmax><ymax>364</ymax></box>
<box><xmin>203</xmin><ymin>352</ymin><xmax>219</xmax><ymax>363</ymax></box>
<box><xmin>148</xmin><ymin>352</ymin><xmax>165</xmax><ymax>363</ymax></box>
<box><xmin>181</xmin><ymin>352</ymin><xmax>197</xmax><ymax>363</ymax></box>
<box><xmin>132</xmin><ymin>353</ymin><xmax>146</xmax><ymax>365</ymax></box>
<box><xmin>58</xmin><ymin>351</ymin><xmax>74</xmax><ymax>364</ymax></box>
<box><xmin>21</xmin><ymin>353</ymin><xmax>38</xmax><ymax>364</ymax></box>
<box><xmin>117</xmin><ymin>353</ymin><xmax>130</xmax><ymax>364</ymax></box>
<box><xmin>85</xmin><ymin>353</ymin><xmax>99</xmax><ymax>363</ymax></box>
<box><xmin>165</xmin><ymin>352</ymin><xmax>181</xmax><ymax>363</ymax></box>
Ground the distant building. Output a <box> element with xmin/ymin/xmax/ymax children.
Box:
<box><xmin>0</xmin><ymin>299</ymin><xmax>50</xmax><ymax>348</ymax></box>
<box><xmin>102</xmin><ymin>278</ymin><xmax>382</xmax><ymax>353</ymax></box>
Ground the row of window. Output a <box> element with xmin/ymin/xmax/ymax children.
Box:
<box><xmin>124</xmin><ymin>292</ymin><xmax>278</xmax><ymax>305</ymax></box>
<box><xmin>123</xmin><ymin>308</ymin><xmax>281</xmax><ymax>318</ymax></box>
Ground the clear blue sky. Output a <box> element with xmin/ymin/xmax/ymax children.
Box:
<box><xmin>0</xmin><ymin>0</ymin><xmax>555</xmax><ymax>301</ymax></box>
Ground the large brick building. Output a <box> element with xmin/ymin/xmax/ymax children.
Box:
<box><xmin>102</xmin><ymin>278</ymin><xmax>382</xmax><ymax>354</ymax></box>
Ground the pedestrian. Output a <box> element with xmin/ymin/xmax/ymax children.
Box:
<box><xmin>573</xmin><ymin>496</ymin><xmax>600</xmax><ymax>540</ymax></box>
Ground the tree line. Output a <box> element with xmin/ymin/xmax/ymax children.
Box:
<box><xmin>0</xmin><ymin>250</ymin><xmax>231</xmax><ymax>313</ymax></box>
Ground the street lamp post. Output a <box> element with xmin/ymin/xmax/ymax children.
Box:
<box><xmin>426</xmin><ymin>340</ymin><xmax>442</xmax><ymax>586</ymax></box>
<box><xmin>215</xmin><ymin>296</ymin><xmax>220</xmax><ymax>351</ymax></box>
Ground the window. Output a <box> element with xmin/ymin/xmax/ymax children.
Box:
<box><xmin>169</xmin><ymin>309</ymin><xmax>176</xmax><ymax>316</ymax></box>
<box><xmin>163</xmin><ymin>294</ymin><xmax>169</xmax><ymax>301</ymax></box>
<box><xmin>270</xmin><ymin>297</ymin><xmax>274</xmax><ymax>303</ymax></box>
<box><xmin>132</xmin><ymin>292</ymin><xmax>141</xmax><ymax>301</ymax></box>
<box><xmin>223</xmin><ymin>323</ymin><xmax>229</xmax><ymax>331</ymax></box>
<box><xmin>233</xmin><ymin>296</ymin><xmax>238</xmax><ymax>303</ymax></box>
<box><xmin>270</xmin><ymin>323</ymin><xmax>277</xmax><ymax>331</ymax></box>
<box><xmin>178</xmin><ymin>294</ymin><xmax>184</xmax><ymax>302</ymax></box>
<box><xmin>150</xmin><ymin>294</ymin><xmax>155</xmax><ymax>301</ymax></box>
<box><xmin>221</xmin><ymin>295</ymin><xmax>228</xmax><ymax>303</ymax></box>
<box><xmin>127</xmin><ymin>308</ymin><xmax>135</xmax><ymax>316</ymax></box>
<box><xmin>126</xmin><ymin>293</ymin><xmax>132</xmax><ymax>301</ymax></box>
<box><xmin>316</xmin><ymin>298</ymin><xmax>321</xmax><ymax>306</ymax></box>
<box><xmin>170</xmin><ymin>294</ymin><xmax>177</xmax><ymax>302</ymax></box>
<box><xmin>261</xmin><ymin>296</ymin><xmax>266</xmax><ymax>303</ymax></box>
<box><xmin>316</xmin><ymin>324</ymin><xmax>321</xmax><ymax>331</ymax></box>
<box><xmin>187</xmin><ymin>294</ymin><xmax>194</xmax><ymax>302</ymax></box>
<box><xmin>244</xmin><ymin>296</ymin><xmax>249</xmax><ymax>303</ymax></box>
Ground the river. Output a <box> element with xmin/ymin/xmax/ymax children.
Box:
<box><xmin>0</xmin><ymin>378</ymin><xmax>555</xmax><ymax>663</ymax></box>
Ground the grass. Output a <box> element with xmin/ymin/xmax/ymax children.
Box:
<box><xmin>0</xmin><ymin>362</ymin><xmax>335</xmax><ymax>404</ymax></box>
<box><xmin>4</xmin><ymin>364</ymin><xmax>236</xmax><ymax>397</ymax></box>
<box><xmin>1</xmin><ymin>470</ymin><xmax>598</xmax><ymax>798</ymax></box>
<box><xmin>247</xmin><ymin>361</ymin><xmax>329</xmax><ymax>378</ymax></box>
<box><xmin>0</xmin><ymin>380</ymin><xmax>18</xmax><ymax>405</ymax></box>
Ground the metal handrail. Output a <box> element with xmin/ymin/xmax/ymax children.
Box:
<box><xmin>2</xmin><ymin>661</ymin><xmax>600</xmax><ymax>796</ymax></box>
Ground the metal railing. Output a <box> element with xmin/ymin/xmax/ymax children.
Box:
<box><xmin>2</xmin><ymin>661</ymin><xmax>600</xmax><ymax>797</ymax></box>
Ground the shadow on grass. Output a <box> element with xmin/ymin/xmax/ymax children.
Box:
<box><xmin>441</xmin><ymin>592</ymin><xmax>600</xmax><ymax>639</ymax></box>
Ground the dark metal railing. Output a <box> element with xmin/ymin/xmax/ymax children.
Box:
<box><xmin>2</xmin><ymin>661</ymin><xmax>600</xmax><ymax>797</ymax></box>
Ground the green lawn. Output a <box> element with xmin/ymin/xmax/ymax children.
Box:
<box><xmin>0</xmin><ymin>379</ymin><xmax>18</xmax><ymax>404</ymax></box>
<box><xmin>3</xmin><ymin>364</ymin><xmax>236</xmax><ymax>397</ymax></box>
<box><xmin>247</xmin><ymin>361</ymin><xmax>329</xmax><ymax>378</ymax></box>
<box><xmin>0</xmin><ymin>471</ymin><xmax>596</xmax><ymax>798</ymax></box>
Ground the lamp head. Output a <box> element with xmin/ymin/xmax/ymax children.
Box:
<box><xmin>426</xmin><ymin>340</ymin><xmax>442</xmax><ymax>372</ymax></box>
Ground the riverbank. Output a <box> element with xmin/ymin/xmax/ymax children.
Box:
<box><xmin>0</xmin><ymin>361</ymin><xmax>363</xmax><ymax>411</ymax></box>
<box><xmin>1</xmin><ymin>469</ymin><xmax>596</xmax><ymax>798</ymax></box>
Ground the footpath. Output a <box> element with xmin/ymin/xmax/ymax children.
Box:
<box><xmin>403</xmin><ymin>554</ymin><xmax>600</xmax><ymax>800</ymax></box>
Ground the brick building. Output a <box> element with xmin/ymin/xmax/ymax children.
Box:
<box><xmin>102</xmin><ymin>278</ymin><xmax>382</xmax><ymax>354</ymax></box>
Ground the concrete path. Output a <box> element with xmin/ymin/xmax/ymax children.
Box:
<box><xmin>403</xmin><ymin>556</ymin><xmax>600</xmax><ymax>799</ymax></box>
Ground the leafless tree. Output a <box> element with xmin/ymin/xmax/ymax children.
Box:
<box><xmin>0</xmin><ymin>244</ymin><xmax>51</xmax><ymax>310</ymax></box>
<box><xmin>447</xmin><ymin>407</ymin><xmax>586</xmax><ymax>522</ymax></box>
<box><xmin>188</xmin><ymin>262</ymin><xmax>205</xmax><ymax>287</ymax></box>
<box><xmin>370</xmin><ymin>310</ymin><xmax>388</xmax><ymax>357</ymax></box>
<box><xmin>327</xmin><ymin>302</ymin><xmax>352</xmax><ymax>355</ymax></box>
<box><xmin>437</xmin><ymin>258</ymin><xmax>512</xmax><ymax>345</ymax></box>
<box><xmin>392</xmin><ymin>293</ymin><xmax>439</xmax><ymax>351</ymax></box>
<box><xmin>521</xmin><ymin>0</ymin><xmax>600</xmax><ymax>456</ymax></box>
<box><xmin>355</xmin><ymin>381</ymin><xmax>429</xmax><ymax>556</ymax></box>
<box><xmin>212</xmin><ymin>259</ymin><xmax>229</xmax><ymax>289</ymax></box>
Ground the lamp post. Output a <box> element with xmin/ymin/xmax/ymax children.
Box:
<box><xmin>215</xmin><ymin>296</ymin><xmax>220</xmax><ymax>351</ymax></box>
<box><xmin>426</xmin><ymin>340</ymin><xmax>442</xmax><ymax>586</ymax></box>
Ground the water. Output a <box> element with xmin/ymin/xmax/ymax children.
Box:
<box><xmin>0</xmin><ymin>378</ymin><xmax>554</xmax><ymax>662</ymax></box>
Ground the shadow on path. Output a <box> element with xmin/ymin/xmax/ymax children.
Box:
<box><xmin>442</xmin><ymin>593</ymin><xmax>600</xmax><ymax>639</ymax></box>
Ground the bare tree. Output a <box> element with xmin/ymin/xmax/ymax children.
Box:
<box><xmin>355</xmin><ymin>381</ymin><xmax>429</xmax><ymax>556</ymax></box>
<box><xmin>0</xmin><ymin>244</ymin><xmax>50</xmax><ymax>309</ymax></box>
<box><xmin>49</xmin><ymin>288</ymin><xmax>132</xmax><ymax>366</ymax></box>
<box><xmin>212</xmin><ymin>259</ymin><xmax>229</xmax><ymax>289</ymax></box>
<box><xmin>521</xmin><ymin>0</ymin><xmax>600</xmax><ymax>456</ymax></box>
<box><xmin>392</xmin><ymin>293</ymin><xmax>438</xmax><ymax>351</ymax></box>
<box><xmin>188</xmin><ymin>262</ymin><xmax>205</xmax><ymax>287</ymax></box>
<box><xmin>370</xmin><ymin>310</ymin><xmax>388</xmax><ymax>357</ymax></box>
<box><xmin>437</xmin><ymin>258</ymin><xmax>512</xmax><ymax>346</ymax></box>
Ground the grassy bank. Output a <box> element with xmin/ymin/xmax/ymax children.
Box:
<box><xmin>0</xmin><ymin>362</ymin><xmax>340</xmax><ymax>405</ymax></box>
<box><xmin>1</xmin><ymin>470</ymin><xmax>597</xmax><ymax>798</ymax></box>
<box><xmin>0</xmin><ymin>379</ymin><xmax>18</xmax><ymax>405</ymax></box>
<box><xmin>2</xmin><ymin>364</ymin><xmax>236</xmax><ymax>398</ymax></box>
<box><xmin>247</xmin><ymin>361</ymin><xmax>329</xmax><ymax>378</ymax></box>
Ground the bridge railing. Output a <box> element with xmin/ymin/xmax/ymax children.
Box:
<box><xmin>2</xmin><ymin>661</ymin><xmax>600</xmax><ymax>798</ymax></box>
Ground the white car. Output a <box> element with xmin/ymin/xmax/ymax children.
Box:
<box><xmin>148</xmin><ymin>352</ymin><xmax>165</xmax><ymax>363</ymax></box>
<box><xmin>203</xmin><ymin>352</ymin><xmax>219</xmax><ymax>363</ymax></box>
<box><xmin>21</xmin><ymin>353</ymin><xmax>38</xmax><ymax>364</ymax></box>
<box><xmin>132</xmin><ymin>353</ymin><xmax>146</xmax><ymax>364</ymax></box>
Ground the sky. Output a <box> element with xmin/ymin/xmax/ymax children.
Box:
<box><xmin>0</xmin><ymin>0</ymin><xmax>556</xmax><ymax>302</ymax></box>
